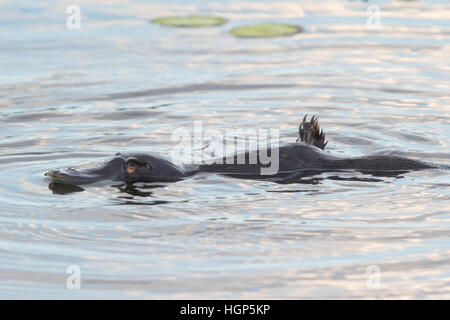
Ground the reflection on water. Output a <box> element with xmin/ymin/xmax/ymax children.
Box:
<box><xmin>0</xmin><ymin>0</ymin><xmax>449</xmax><ymax>298</ymax></box>
<box><xmin>48</xmin><ymin>182</ymin><xmax>85</xmax><ymax>194</ymax></box>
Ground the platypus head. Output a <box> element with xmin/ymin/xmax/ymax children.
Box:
<box><xmin>46</xmin><ymin>153</ymin><xmax>185</xmax><ymax>185</ymax></box>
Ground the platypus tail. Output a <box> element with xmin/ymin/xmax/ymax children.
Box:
<box><xmin>297</xmin><ymin>115</ymin><xmax>328</xmax><ymax>150</ymax></box>
<box><xmin>330</xmin><ymin>155</ymin><xmax>438</xmax><ymax>171</ymax></box>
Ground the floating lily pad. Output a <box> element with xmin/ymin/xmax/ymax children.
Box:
<box><xmin>230</xmin><ymin>23</ymin><xmax>301</xmax><ymax>38</ymax></box>
<box><xmin>152</xmin><ymin>15</ymin><xmax>227</xmax><ymax>27</ymax></box>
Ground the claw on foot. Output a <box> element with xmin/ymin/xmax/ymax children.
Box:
<box><xmin>298</xmin><ymin>114</ymin><xmax>328</xmax><ymax>150</ymax></box>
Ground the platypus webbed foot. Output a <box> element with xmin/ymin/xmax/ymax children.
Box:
<box><xmin>297</xmin><ymin>114</ymin><xmax>328</xmax><ymax>150</ymax></box>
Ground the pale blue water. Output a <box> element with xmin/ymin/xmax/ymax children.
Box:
<box><xmin>0</xmin><ymin>0</ymin><xmax>449</xmax><ymax>299</ymax></box>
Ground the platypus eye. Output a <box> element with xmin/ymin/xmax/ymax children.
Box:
<box><xmin>126</xmin><ymin>158</ymin><xmax>152</xmax><ymax>174</ymax></box>
<box><xmin>126</xmin><ymin>159</ymin><xmax>138</xmax><ymax>167</ymax></box>
<box><xmin>126</xmin><ymin>159</ymin><xmax>139</xmax><ymax>174</ymax></box>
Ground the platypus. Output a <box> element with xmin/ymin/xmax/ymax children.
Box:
<box><xmin>46</xmin><ymin>115</ymin><xmax>447</xmax><ymax>185</ymax></box>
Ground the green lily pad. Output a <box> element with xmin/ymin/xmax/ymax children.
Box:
<box><xmin>230</xmin><ymin>23</ymin><xmax>301</xmax><ymax>38</ymax></box>
<box><xmin>152</xmin><ymin>15</ymin><xmax>227</xmax><ymax>27</ymax></box>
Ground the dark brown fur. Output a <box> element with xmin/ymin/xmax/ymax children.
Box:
<box><xmin>298</xmin><ymin>115</ymin><xmax>328</xmax><ymax>150</ymax></box>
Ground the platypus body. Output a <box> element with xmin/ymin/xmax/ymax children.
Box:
<box><xmin>46</xmin><ymin>116</ymin><xmax>446</xmax><ymax>186</ymax></box>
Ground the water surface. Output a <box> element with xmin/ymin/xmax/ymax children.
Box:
<box><xmin>0</xmin><ymin>0</ymin><xmax>449</xmax><ymax>298</ymax></box>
